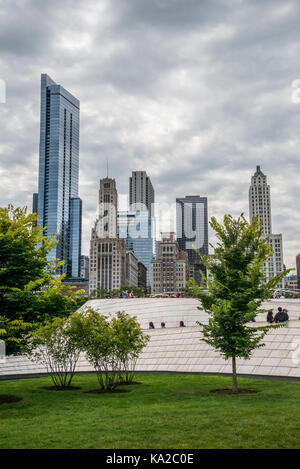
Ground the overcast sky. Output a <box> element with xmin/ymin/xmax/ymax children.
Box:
<box><xmin>1</xmin><ymin>0</ymin><xmax>300</xmax><ymax>269</ymax></box>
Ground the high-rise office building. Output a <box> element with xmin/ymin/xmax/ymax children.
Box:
<box><xmin>117</xmin><ymin>210</ymin><xmax>156</xmax><ymax>287</ymax></box>
<box><xmin>129</xmin><ymin>171</ymin><xmax>154</xmax><ymax>215</ymax></box>
<box><xmin>89</xmin><ymin>178</ymin><xmax>126</xmax><ymax>294</ymax></box>
<box><xmin>126</xmin><ymin>251</ymin><xmax>139</xmax><ymax>287</ymax></box>
<box><xmin>138</xmin><ymin>262</ymin><xmax>147</xmax><ymax>290</ymax></box>
<box><xmin>35</xmin><ymin>74</ymin><xmax>82</xmax><ymax>278</ymax></box>
<box><xmin>249</xmin><ymin>166</ymin><xmax>284</xmax><ymax>287</ymax></box>
<box><xmin>80</xmin><ymin>255</ymin><xmax>89</xmax><ymax>280</ymax></box>
<box><xmin>151</xmin><ymin>232</ymin><xmax>189</xmax><ymax>294</ymax></box>
<box><xmin>176</xmin><ymin>196</ymin><xmax>208</xmax><ymax>284</ymax></box>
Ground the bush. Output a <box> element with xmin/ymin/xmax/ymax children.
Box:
<box><xmin>111</xmin><ymin>312</ymin><xmax>149</xmax><ymax>384</ymax></box>
<box><xmin>26</xmin><ymin>317</ymin><xmax>82</xmax><ymax>389</ymax></box>
<box><xmin>71</xmin><ymin>308</ymin><xmax>149</xmax><ymax>391</ymax></box>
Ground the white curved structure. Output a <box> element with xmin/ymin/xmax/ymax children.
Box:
<box><xmin>1</xmin><ymin>298</ymin><xmax>300</xmax><ymax>380</ymax></box>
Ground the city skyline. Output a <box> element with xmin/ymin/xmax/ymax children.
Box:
<box><xmin>1</xmin><ymin>1</ymin><xmax>300</xmax><ymax>269</ymax></box>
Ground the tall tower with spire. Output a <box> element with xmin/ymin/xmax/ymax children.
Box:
<box><xmin>249</xmin><ymin>165</ymin><xmax>271</xmax><ymax>235</ymax></box>
<box><xmin>249</xmin><ymin>166</ymin><xmax>284</xmax><ymax>287</ymax></box>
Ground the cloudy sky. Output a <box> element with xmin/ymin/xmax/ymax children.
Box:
<box><xmin>1</xmin><ymin>0</ymin><xmax>300</xmax><ymax>268</ymax></box>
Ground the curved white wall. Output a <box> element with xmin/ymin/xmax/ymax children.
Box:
<box><xmin>1</xmin><ymin>299</ymin><xmax>300</xmax><ymax>380</ymax></box>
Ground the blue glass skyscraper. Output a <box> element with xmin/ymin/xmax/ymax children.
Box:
<box><xmin>117</xmin><ymin>210</ymin><xmax>156</xmax><ymax>288</ymax></box>
<box><xmin>36</xmin><ymin>74</ymin><xmax>82</xmax><ymax>278</ymax></box>
<box><xmin>176</xmin><ymin>196</ymin><xmax>208</xmax><ymax>284</ymax></box>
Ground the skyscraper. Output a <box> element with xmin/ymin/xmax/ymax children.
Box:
<box><xmin>89</xmin><ymin>178</ymin><xmax>126</xmax><ymax>293</ymax></box>
<box><xmin>117</xmin><ymin>210</ymin><xmax>155</xmax><ymax>287</ymax></box>
<box><xmin>36</xmin><ymin>74</ymin><xmax>82</xmax><ymax>278</ymax></box>
<box><xmin>249</xmin><ymin>166</ymin><xmax>271</xmax><ymax>235</ymax></box>
<box><xmin>129</xmin><ymin>170</ymin><xmax>154</xmax><ymax>215</ymax></box>
<box><xmin>176</xmin><ymin>195</ymin><xmax>208</xmax><ymax>284</ymax></box>
<box><xmin>249</xmin><ymin>166</ymin><xmax>284</xmax><ymax>287</ymax></box>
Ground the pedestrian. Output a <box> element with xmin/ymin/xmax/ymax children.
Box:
<box><xmin>266</xmin><ymin>310</ymin><xmax>274</xmax><ymax>323</ymax></box>
<box><xmin>149</xmin><ymin>322</ymin><xmax>155</xmax><ymax>329</ymax></box>
<box><xmin>179</xmin><ymin>320</ymin><xmax>185</xmax><ymax>327</ymax></box>
<box><xmin>161</xmin><ymin>322</ymin><xmax>166</xmax><ymax>328</ymax></box>
<box><xmin>275</xmin><ymin>307</ymin><xmax>289</xmax><ymax>323</ymax></box>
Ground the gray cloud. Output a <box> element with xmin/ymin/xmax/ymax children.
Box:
<box><xmin>0</xmin><ymin>0</ymin><xmax>300</xmax><ymax>269</ymax></box>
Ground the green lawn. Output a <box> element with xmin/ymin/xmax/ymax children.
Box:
<box><xmin>0</xmin><ymin>373</ymin><xmax>299</xmax><ymax>449</ymax></box>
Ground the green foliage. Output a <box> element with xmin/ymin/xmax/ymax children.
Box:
<box><xmin>189</xmin><ymin>214</ymin><xmax>291</xmax><ymax>392</ymax></box>
<box><xmin>0</xmin><ymin>205</ymin><xmax>55</xmax><ymax>293</ymax></box>
<box><xmin>89</xmin><ymin>285</ymin><xmax>148</xmax><ymax>299</ymax></box>
<box><xmin>0</xmin><ymin>205</ymin><xmax>85</xmax><ymax>356</ymax></box>
<box><xmin>111</xmin><ymin>312</ymin><xmax>149</xmax><ymax>383</ymax></box>
<box><xmin>25</xmin><ymin>317</ymin><xmax>83</xmax><ymax>389</ymax></box>
<box><xmin>89</xmin><ymin>287</ymin><xmax>109</xmax><ymax>299</ymax></box>
<box><xmin>0</xmin><ymin>317</ymin><xmax>34</xmax><ymax>355</ymax></box>
<box><xmin>119</xmin><ymin>285</ymin><xmax>148</xmax><ymax>298</ymax></box>
<box><xmin>71</xmin><ymin>308</ymin><xmax>149</xmax><ymax>390</ymax></box>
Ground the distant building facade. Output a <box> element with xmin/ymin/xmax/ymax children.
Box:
<box><xmin>138</xmin><ymin>262</ymin><xmax>147</xmax><ymax>290</ymax></box>
<box><xmin>176</xmin><ymin>195</ymin><xmax>208</xmax><ymax>284</ymax></box>
<box><xmin>126</xmin><ymin>251</ymin><xmax>139</xmax><ymax>287</ymax></box>
<box><xmin>35</xmin><ymin>74</ymin><xmax>82</xmax><ymax>278</ymax></box>
<box><xmin>80</xmin><ymin>255</ymin><xmax>89</xmax><ymax>280</ymax></box>
<box><xmin>296</xmin><ymin>254</ymin><xmax>300</xmax><ymax>289</ymax></box>
<box><xmin>283</xmin><ymin>274</ymin><xmax>298</xmax><ymax>291</ymax></box>
<box><xmin>151</xmin><ymin>232</ymin><xmax>189</xmax><ymax>294</ymax></box>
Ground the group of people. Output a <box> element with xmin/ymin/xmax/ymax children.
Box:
<box><xmin>149</xmin><ymin>320</ymin><xmax>185</xmax><ymax>329</ymax></box>
<box><xmin>267</xmin><ymin>307</ymin><xmax>289</xmax><ymax>324</ymax></box>
<box><xmin>121</xmin><ymin>290</ymin><xmax>135</xmax><ymax>299</ymax></box>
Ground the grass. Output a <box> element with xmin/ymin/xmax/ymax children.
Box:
<box><xmin>0</xmin><ymin>373</ymin><xmax>300</xmax><ymax>449</ymax></box>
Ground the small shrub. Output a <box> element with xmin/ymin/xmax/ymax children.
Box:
<box><xmin>26</xmin><ymin>317</ymin><xmax>82</xmax><ymax>389</ymax></box>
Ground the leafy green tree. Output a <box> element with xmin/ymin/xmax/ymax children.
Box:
<box><xmin>25</xmin><ymin>316</ymin><xmax>82</xmax><ymax>389</ymax></box>
<box><xmin>89</xmin><ymin>287</ymin><xmax>109</xmax><ymax>299</ymax></box>
<box><xmin>71</xmin><ymin>308</ymin><xmax>149</xmax><ymax>391</ymax></box>
<box><xmin>0</xmin><ymin>205</ymin><xmax>54</xmax><ymax>295</ymax></box>
<box><xmin>189</xmin><ymin>214</ymin><xmax>289</xmax><ymax>393</ymax></box>
<box><xmin>118</xmin><ymin>285</ymin><xmax>148</xmax><ymax>298</ymax></box>
<box><xmin>0</xmin><ymin>205</ymin><xmax>85</xmax><ymax>356</ymax></box>
<box><xmin>71</xmin><ymin>308</ymin><xmax>120</xmax><ymax>391</ymax></box>
<box><xmin>111</xmin><ymin>312</ymin><xmax>149</xmax><ymax>384</ymax></box>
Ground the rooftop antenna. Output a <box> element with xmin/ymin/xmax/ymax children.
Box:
<box><xmin>106</xmin><ymin>159</ymin><xmax>109</xmax><ymax>178</ymax></box>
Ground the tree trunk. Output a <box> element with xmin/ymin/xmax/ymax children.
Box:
<box><xmin>232</xmin><ymin>357</ymin><xmax>238</xmax><ymax>393</ymax></box>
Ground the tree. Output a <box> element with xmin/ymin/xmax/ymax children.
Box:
<box><xmin>89</xmin><ymin>287</ymin><xmax>109</xmax><ymax>299</ymax></box>
<box><xmin>71</xmin><ymin>308</ymin><xmax>149</xmax><ymax>391</ymax></box>
<box><xmin>189</xmin><ymin>214</ymin><xmax>289</xmax><ymax>394</ymax></box>
<box><xmin>71</xmin><ymin>309</ymin><xmax>120</xmax><ymax>391</ymax></box>
<box><xmin>25</xmin><ymin>317</ymin><xmax>82</xmax><ymax>389</ymax></box>
<box><xmin>111</xmin><ymin>312</ymin><xmax>149</xmax><ymax>384</ymax></box>
<box><xmin>0</xmin><ymin>205</ymin><xmax>85</xmax><ymax>356</ymax></box>
<box><xmin>118</xmin><ymin>285</ymin><xmax>148</xmax><ymax>298</ymax></box>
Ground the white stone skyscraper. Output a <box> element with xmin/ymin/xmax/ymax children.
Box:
<box><xmin>89</xmin><ymin>178</ymin><xmax>126</xmax><ymax>293</ymax></box>
<box><xmin>249</xmin><ymin>166</ymin><xmax>272</xmax><ymax>235</ymax></box>
<box><xmin>249</xmin><ymin>166</ymin><xmax>284</xmax><ymax>287</ymax></box>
